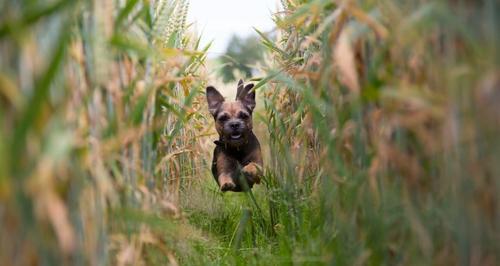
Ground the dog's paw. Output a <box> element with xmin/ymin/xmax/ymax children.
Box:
<box><xmin>220</xmin><ymin>181</ymin><xmax>236</xmax><ymax>192</ymax></box>
<box><xmin>249</xmin><ymin>175</ymin><xmax>261</xmax><ymax>184</ymax></box>
<box><xmin>242</xmin><ymin>163</ymin><xmax>262</xmax><ymax>185</ymax></box>
<box><xmin>218</xmin><ymin>174</ymin><xmax>236</xmax><ymax>192</ymax></box>
<box><xmin>245</xmin><ymin>175</ymin><xmax>260</xmax><ymax>185</ymax></box>
<box><xmin>241</xmin><ymin>163</ymin><xmax>258</xmax><ymax>176</ymax></box>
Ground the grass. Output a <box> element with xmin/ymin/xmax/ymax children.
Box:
<box><xmin>1</xmin><ymin>0</ymin><xmax>499</xmax><ymax>265</ymax></box>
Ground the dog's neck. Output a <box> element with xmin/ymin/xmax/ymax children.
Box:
<box><xmin>214</xmin><ymin>137</ymin><xmax>248</xmax><ymax>151</ymax></box>
<box><xmin>214</xmin><ymin>132</ymin><xmax>256</xmax><ymax>153</ymax></box>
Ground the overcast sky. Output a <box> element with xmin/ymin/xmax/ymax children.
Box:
<box><xmin>187</xmin><ymin>0</ymin><xmax>279</xmax><ymax>57</ymax></box>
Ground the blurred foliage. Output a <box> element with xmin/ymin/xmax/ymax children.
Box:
<box><xmin>218</xmin><ymin>34</ymin><xmax>264</xmax><ymax>83</ymax></box>
<box><xmin>1</xmin><ymin>0</ymin><xmax>499</xmax><ymax>265</ymax></box>
<box><xmin>255</xmin><ymin>0</ymin><xmax>499</xmax><ymax>265</ymax></box>
<box><xmin>0</xmin><ymin>0</ymin><xmax>212</xmax><ymax>264</ymax></box>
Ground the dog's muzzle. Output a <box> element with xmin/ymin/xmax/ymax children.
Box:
<box><xmin>225</xmin><ymin>120</ymin><xmax>245</xmax><ymax>141</ymax></box>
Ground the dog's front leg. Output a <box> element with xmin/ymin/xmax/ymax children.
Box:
<box><xmin>214</xmin><ymin>150</ymin><xmax>239</xmax><ymax>192</ymax></box>
<box><xmin>242</xmin><ymin>162</ymin><xmax>262</xmax><ymax>185</ymax></box>
<box><xmin>241</xmin><ymin>148</ymin><xmax>263</xmax><ymax>186</ymax></box>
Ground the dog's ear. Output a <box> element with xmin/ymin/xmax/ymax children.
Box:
<box><xmin>236</xmin><ymin>79</ymin><xmax>244</xmax><ymax>99</ymax></box>
<box><xmin>206</xmin><ymin>86</ymin><xmax>224</xmax><ymax>116</ymax></box>
<box><xmin>236</xmin><ymin>83</ymin><xmax>256</xmax><ymax>111</ymax></box>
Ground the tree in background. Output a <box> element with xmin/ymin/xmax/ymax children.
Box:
<box><xmin>219</xmin><ymin>34</ymin><xmax>264</xmax><ymax>83</ymax></box>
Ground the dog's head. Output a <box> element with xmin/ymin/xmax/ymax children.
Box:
<box><xmin>206</xmin><ymin>80</ymin><xmax>256</xmax><ymax>146</ymax></box>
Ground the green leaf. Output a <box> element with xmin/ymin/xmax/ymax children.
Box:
<box><xmin>10</xmin><ymin>24</ymin><xmax>71</xmax><ymax>173</ymax></box>
<box><xmin>110</xmin><ymin>34</ymin><xmax>151</xmax><ymax>57</ymax></box>
<box><xmin>0</xmin><ymin>0</ymin><xmax>72</xmax><ymax>39</ymax></box>
<box><xmin>131</xmin><ymin>89</ymin><xmax>150</xmax><ymax>125</ymax></box>
<box><xmin>115</xmin><ymin>0</ymin><xmax>140</xmax><ymax>29</ymax></box>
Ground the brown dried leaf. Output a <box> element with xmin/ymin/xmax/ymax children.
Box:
<box><xmin>334</xmin><ymin>30</ymin><xmax>360</xmax><ymax>95</ymax></box>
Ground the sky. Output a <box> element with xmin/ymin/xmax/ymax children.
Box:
<box><xmin>187</xmin><ymin>0</ymin><xmax>279</xmax><ymax>58</ymax></box>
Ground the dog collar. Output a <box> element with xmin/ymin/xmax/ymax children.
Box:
<box><xmin>214</xmin><ymin>138</ymin><xmax>248</xmax><ymax>150</ymax></box>
<box><xmin>214</xmin><ymin>140</ymin><xmax>225</xmax><ymax>146</ymax></box>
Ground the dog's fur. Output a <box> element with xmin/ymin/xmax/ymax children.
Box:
<box><xmin>206</xmin><ymin>80</ymin><xmax>263</xmax><ymax>192</ymax></box>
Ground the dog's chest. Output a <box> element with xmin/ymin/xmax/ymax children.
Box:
<box><xmin>214</xmin><ymin>142</ymin><xmax>252</xmax><ymax>165</ymax></box>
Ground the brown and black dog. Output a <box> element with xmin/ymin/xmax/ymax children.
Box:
<box><xmin>206</xmin><ymin>80</ymin><xmax>263</xmax><ymax>192</ymax></box>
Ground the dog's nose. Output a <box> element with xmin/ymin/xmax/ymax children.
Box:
<box><xmin>229</xmin><ymin>122</ymin><xmax>240</xmax><ymax>129</ymax></box>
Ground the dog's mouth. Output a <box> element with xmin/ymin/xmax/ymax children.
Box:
<box><xmin>230</xmin><ymin>132</ymin><xmax>242</xmax><ymax>140</ymax></box>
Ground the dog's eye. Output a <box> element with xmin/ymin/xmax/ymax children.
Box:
<box><xmin>218</xmin><ymin>114</ymin><xmax>229</xmax><ymax>122</ymax></box>
<box><xmin>238</xmin><ymin>112</ymin><xmax>249</xmax><ymax>119</ymax></box>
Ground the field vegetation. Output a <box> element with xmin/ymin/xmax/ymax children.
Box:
<box><xmin>0</xmin><ymin>0</ymin><xmax>498</xmax><ymax>265</ymax></box>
